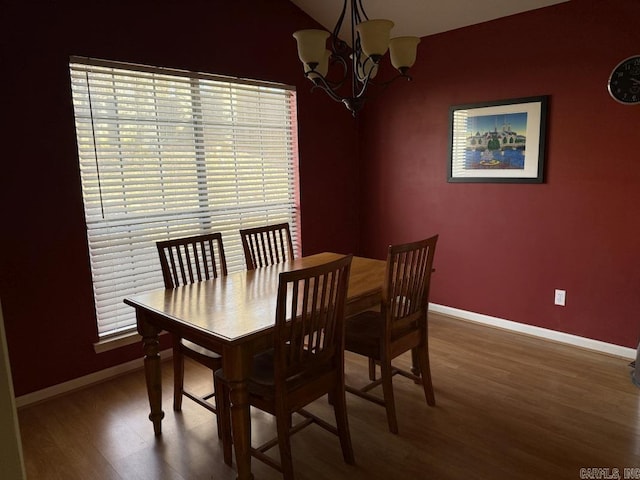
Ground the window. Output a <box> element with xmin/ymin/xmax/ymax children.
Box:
<box><xmin>69</xmin><ymin>57</ymin><xmax>300</xmax><ymax>338</ymax></box>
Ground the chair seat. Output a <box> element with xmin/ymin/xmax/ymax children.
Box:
<box><xmin>179</xmin><ymin>339</ymin><xmax>222</xmax><ymax>370</ymax></box>
<box><xmin>346</xmin><ymin>311</ymin><xmax>420</xmax><ymax>359</ymax></box>
<box><xmin>241</xmin><ymin>349</ymin><xmax>333</xmax><ymax>400</ymax></box>
<box><xmin>247</xmin><ymin>349</ymin><xmax>277</xmax><ymax>388</ymax></box>
<box><xmin>345</xmin><ymin>311</ymin><xmax>384</xmax><ymax>359</ymax></box>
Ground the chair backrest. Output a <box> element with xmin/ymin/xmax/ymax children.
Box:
<box><xmin>273</xmin><ymin>255</ymin><xmax>353</xmax><ymax>385</ymax></box>
<box><xmin>240</xmin><ymin>222</ymin><xmax>294</xmax><ymax>270</ymax></box>
<box><xmin>382</xmin><ymin>235</ymin><xmax>438</xmax><ymax>337</ymax></box>
<box><xmin>156</xmin><ymin>232</ymin><xmax>228</xmax><ymax>289</ymax></box>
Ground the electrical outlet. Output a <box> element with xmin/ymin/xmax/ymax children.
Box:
<box><xmin>554</xmin><ymin>289</ymin><xmax>566</xmax><ymax>306</ymax></box>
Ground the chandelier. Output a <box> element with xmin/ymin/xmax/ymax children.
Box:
<box><xmin>293</xmin><ymin>0</ymin><xmax>420</xmax><ymax>115</ymax></box>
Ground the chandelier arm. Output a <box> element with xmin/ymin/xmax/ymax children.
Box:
<box><xmin>305</xmin><ymin>73</ymin><xmax>350</xmax><ymax>105</ymax></box>
<box><xmin>328</xmin><ymin>54</ymin><xmax>349</xmax><ymax>88</ymax></box>
<box><xmin>351</xmin><ymin>72</ymin><xmax>412</xmax><ymax>108</ymax></box>
<box><xmin>352</xmin><ymin>69</ymin><xmax>374</xmax><ymax>100</ymax></box>
<box><xmin>304</xmin><ymin>63</ymin><xmax>347</xmax><ymax>92</ymax></box>
<box><xmin>356</xmin><ymin>0</ymin><xmax>369</xmax><ymax>22</ymax></box>
<box><xmin>304</xmin><ymin>69</ymin><xmax>367</xmax><ymax>116</ymax></box>
<box><xmin>350</xmin><ymin>0</ymin><xmax>359</xmax><ymax>99</ymax></box>
<box><xmin>331</xmin><ymin>0</ymin><xmax>348</xmax><ymax>53</ymax></box>
<box><xmin>376</xmin><ymin>72</ymin><xmax>413</xmax><ymax>89</ymax></box>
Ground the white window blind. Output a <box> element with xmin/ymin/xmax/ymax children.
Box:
<box><xmin>69</xmin><ymin>57</ymin><xmax>300</xmax><ymax>338</ymax></box>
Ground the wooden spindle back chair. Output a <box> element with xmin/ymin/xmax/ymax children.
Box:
<box><xmin>344</xmin><ymin>235</ymin><xmax>438</xmax><ymax>434</ymax></box>
<box><xmin>240</xmin><ymin>222</ymin><xmax>294</xmax><ymax>270</ymax></box>
<box><xmin>156</xmin><ymin>232</ymin><xmax>227</xmax><ymax>418</ymax></box>
<box><xmin>216</xmin><ymin>255</ymin><xmax>355</xmax><ymax>479</ymax></box>
<box><xmin>157</xmin><ymin>232</ymin><xmax>228</xmax><ymax>288</ymax></box>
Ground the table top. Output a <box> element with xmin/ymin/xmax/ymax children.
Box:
<box><xmin>124</xmin><ymin>253</ymin><xmax>385</xmax><ymax>346</ymax></box>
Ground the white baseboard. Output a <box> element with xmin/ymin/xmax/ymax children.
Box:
<box><xmin>429</xmin><ymin>303</ymin><xmax>636</xmax><ymax>360</ymax></box>
<box><xmin>15</xmin><ymin>349</ymin><xmax>172</xmax><ymax>409</ymax></box>
<box><xmin>16</xmin><ymin>306</ymin><xmax>636</xmax><ymax>408</ymax></box>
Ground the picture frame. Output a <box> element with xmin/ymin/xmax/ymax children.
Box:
<box><xmin>447</xmin><ymin>96</ymin><xmax>548</xmax><ymax>183</ymax></box>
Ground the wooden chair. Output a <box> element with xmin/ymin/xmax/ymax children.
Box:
<box><xmin>344</xmin><ymin>235</ymin><xmax>438</xmax><ymax>434</ymax></box>
<box><xmin>216</xmin><ymin>255</ymin><xmax>355</xmax><ymax>479</ymax></box>
<box><xmin>156</xmin><ymin>232</ymin><xmax>228</xmax><ymax>417</ymax></box>
<box><xmin>240</xmin><ymin>222</ymin><xmax>294</xmax><ymax>270</ymax></box>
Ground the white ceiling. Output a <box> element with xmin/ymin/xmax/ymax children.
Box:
<box><xmin>289</xmin><ymin>0</ymin><xmax>569</xmax><ymax>39</ymax></box>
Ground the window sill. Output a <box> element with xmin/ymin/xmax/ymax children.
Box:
<box><xmin>93</xmin><ymin>330</ymin><xmax>167</xmax><ymax>354</ymax></box>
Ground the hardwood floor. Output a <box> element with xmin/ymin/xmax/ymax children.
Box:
<box><xmin>18</xmin><ymin>313</ymin><xmax>640</xmax><ymax>479</ymax></box>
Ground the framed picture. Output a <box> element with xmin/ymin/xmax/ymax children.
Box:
<box><xmin>447</xmin><ymin>96</ymin><xmax>548</xmax><ymax>183</ymax></box>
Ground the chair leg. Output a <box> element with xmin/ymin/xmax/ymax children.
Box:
<box><xmin>332</xmin><ymin>384</ymin><xmax>355</xmax><ymax>465</ymax></box>
<box><xmin>216</xmin><ymin>379</ymin><xmax>233</xmax><ymax>466</ymax></box>
<box><xmin>213</xmin><ymin>373</ymin><xmax>222</xmax><ymax>439</ymax></box>
<box><xmin>416</xmin><ymin>343</ymin><xmax>436</xmax><ymax>406</ymax></box>
<box><xmin>380</xmin><ymin>359</ymin><xmax>399</xmax><ymax>434</ymax></box>
<box><xmin>368</xmin><ymin>358</ymin><xmax>376</xmax><ymax>381</ymax></box>
<box><xmin>275</xmin><ymin>401</ymin><xmax>294</xmax><ymax>480</ymax></box>
<box><xmin>173</xmin><ymin>345</ymin><xmax>184</xmax><ymax>411</ymax></box>
<box><xmin>411</xmin><ymin>348</ymin><xmax>422</xmax><ymax>384</ymax></box>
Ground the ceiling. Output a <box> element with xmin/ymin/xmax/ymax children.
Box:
<box><xmin>289</xmin><ymin>0</ymin><xmax>569</xmax><ymax>39</ymax></box>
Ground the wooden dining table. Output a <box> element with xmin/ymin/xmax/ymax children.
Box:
<box><xmin>123</xmin><ymin>252</ymin><xmax>386</xmax><ymax>480</ymax></box>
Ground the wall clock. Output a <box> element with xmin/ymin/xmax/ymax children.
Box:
<box><xmin>607</xmin><ymin>55</ymin><xmax>640</xmax><ymax>105</ymax></box>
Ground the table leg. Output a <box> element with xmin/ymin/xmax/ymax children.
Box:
<box><xmin>223</xmin><ymin>346</ymin><xmax>254</xmax><ymax>480</ymax></box>
<box><xmin>139</xmin><ymin>313</ymin><xmax>164</xmax><ymax>436</ymax></box>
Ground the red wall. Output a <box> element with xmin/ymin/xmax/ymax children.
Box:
<box><xmin>358</xmin><ymin>0</ymin><xmax>640</xmax><ymax>347</ymax></box>
<box><xmin>0</xmin><ymin>1</ymin><xmax>359</xmax><ymax>396</ymax></box>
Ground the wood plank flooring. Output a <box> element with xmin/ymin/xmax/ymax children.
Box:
<box><xmin>18</xmin><ymin>313</ymin><xmax>640</xmax><ymax>479</ymax></box>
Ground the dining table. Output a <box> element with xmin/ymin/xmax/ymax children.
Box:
<box><xmin>123</xmin><ymin>252</ymin><xmax>386</xmax><ymax>480</ymax></box>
